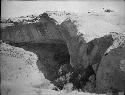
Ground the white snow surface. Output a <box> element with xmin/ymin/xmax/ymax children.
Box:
<box><xmin>47</xmin><ymin>11</ymin><xmax>125</xmax><ymax>52</ymax></box>
<box><xmin>47</xmin><ymin>11</ymin><xmax>125</xmax><ymax>42</ymax></box>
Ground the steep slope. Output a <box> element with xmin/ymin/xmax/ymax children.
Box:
<box><xmin>1</xmin><ymin>13</ymin><xmax>63</xmax><ymax>43</ymax></box>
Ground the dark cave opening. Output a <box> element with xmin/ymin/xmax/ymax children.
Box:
<box><xmin>8</xmin><ymin>41</ymin><xmax>96</xmax><ymax>91</ymax></box>
<box><xmin>69</xmin><ymin>65</ymin><xmax>95</xmax><ymax>91</ymax></box>
<box><xmin>8</xmin><ymin>41</ymin><xmax>71</xmax><ymax>80</ymax></box>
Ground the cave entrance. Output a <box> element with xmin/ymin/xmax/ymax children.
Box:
<box><xmin>9</xmin><ymin>41</ymin><xmax>70</xmax><ymax>82</ymax></box>
<box><xmin>9</xmin><ymin>40</ymin><xmax>95</xmax><ymax>91</ymax></box>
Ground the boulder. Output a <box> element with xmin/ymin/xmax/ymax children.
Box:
<box><xmin>87</xmin><ymin>35</ymin><xmax>113</xmax><ymax>73</ymax></box>
<box><xmin>96</xmin><ymin>47</ymin><xmax>125</xmax><ymax>93</ymax></box>
<box><xmin>59</xmin><ymin>20</ymin><xmax>88</xmax><ymax>70</ymax></box>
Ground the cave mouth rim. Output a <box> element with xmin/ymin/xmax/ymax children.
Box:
<box><xmin>1</xmin><ymin>40</ymin><xmax>97</xmax><ymax>93</ymax></box>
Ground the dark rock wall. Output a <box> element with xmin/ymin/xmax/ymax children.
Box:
<box><xmin>59</xmin><ymin>20</ymin><xmax>88</xmax><ymax>70</ymax></box>
<box><xmin>1</xmin><ymin>17</ymin><xmax>63</xmax><ymax>43</ymax></box>
<box><xmin>87</xmin><ymin>35</ymin><xmax>113</xmax><ymax>73</ymax></box>
<box><xmin>96</xmin><ymin>47</ymin><xmax>125</xmax><ymax>93</ymax></box>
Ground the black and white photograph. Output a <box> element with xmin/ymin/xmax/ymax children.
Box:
<box><xmin>1</xmin><ymin>0</ymin><xmax>125</xmax><ymax>95</ymax></box>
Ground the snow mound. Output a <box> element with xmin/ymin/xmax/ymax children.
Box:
<box><xmin>0</xmin><ymin>43</ymin><xmax>55</xmax><ymax>95</ymax></box>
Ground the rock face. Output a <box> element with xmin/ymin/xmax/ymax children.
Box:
<box><xmin>1</xmin><ymin>13</ymin><xmax>71</xmax><ymax>89</ymax></box>
<box><xmin>87</xmin><ymin>35</ymin><xmax>113</xmax><ymax>73</ymax></box>
<box><xmin>59</xmin><ymin>20</ymin><xmax>88</xmax><ymax>69</ymax></box>
<box><xmin>96</xmin><ymin>47</ymin><xmax>125</xmax><ymax>93</ymax></box>
<box><xmin>1</xmin><ymin>13</ymin><xmax>63</xmax><ymax>43</ymax></box>
<box><xmin>1</xmin><ymin>12</ymin><xmax>125</xmax><ymax>93</ymax></box>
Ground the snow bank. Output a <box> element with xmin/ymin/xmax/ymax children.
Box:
<box><xmin>0</xmin><ymin>43</ymin><xmax>54</xmax><ymax>95</ymax></box>
<box><xmin>47</xmin><ymin>11</ymin><xmax>125</xmax><ymax>53</ymax></box>
<box><xmin>47</xmin><ymin>11</ymin><xmax>125</xmax><ymax>42</ymax></box>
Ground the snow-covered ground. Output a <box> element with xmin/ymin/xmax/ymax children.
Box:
<box><xmin>47</xmin><ymin>10</ymin><xmax>125</xmax><ymax>52</ymax></box>
<box><xmin>47</xmin><ymin>11</ymin><xmax>125</xmax><ymax>42</ymax></box>
<box><xmin>1</xmin><ymin>1</ymin><xmax>125</xmax><ymax>42</ymax></box>
<box><xmin>2</xmin><ymin>1</ymin><xmax>125</xmax><ymax>42</ymax></box>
